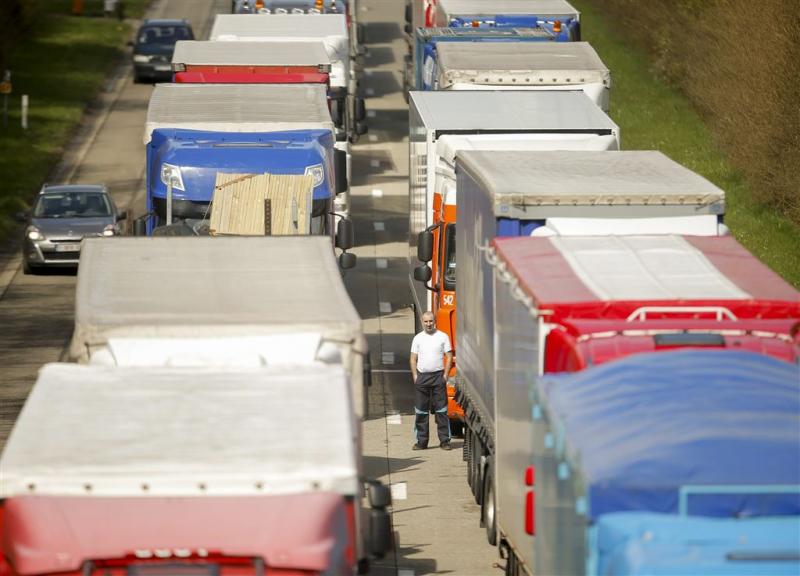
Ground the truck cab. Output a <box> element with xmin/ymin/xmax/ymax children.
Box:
<box><xmin>144</xmin><ymin>83</ymin><xmax>347</xmax><ymax>237</ymax></box>
<box><xmin>433</xmin><ymin>0</ymin><xmax>580</xmax><ymax>38</ymax></box>
<box><xmin>408</xmin><ymin>91</ymin><xmax>619</xmax><ymax>430</ymax></box>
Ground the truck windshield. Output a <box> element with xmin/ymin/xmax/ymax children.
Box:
<box><xmin>443</xmin><ymin>223</ymin><xmax>456</xmax><ymax>291</ymax></box>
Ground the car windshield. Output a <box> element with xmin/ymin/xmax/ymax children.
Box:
<box><xmin>138</xmin><ymin>25</ymin><xmax>192</xmax><ymax>45</ymax></box>
<box><xmin>33</xmin><ymin>192</ymin><xmax>112</xmax><ymax>218</ymax></box>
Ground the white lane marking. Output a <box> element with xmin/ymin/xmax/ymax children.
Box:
<box><xmin>366</xmin><ymin>88</ymin><xmax>375</xmax><ymax>96</ymax></box>
<box><xmin>370</xmin><ymin>159</ymin><xmax>381</xmax><ymax>168</ymax></box>
<box><xmin>387</xmin><ymin>412</ymin><xmax>402</xmax><ymax>425</ymax></box>
<box><xmin>391</xmin><ymin>482</ymin><xmax>408</xmax><ymax>500</ymax></box>
<box><xmin>364</xmin><ymin>69</ymin><xmax>373</xmax><ymax>76</ymax></box>
<box><xmin>371</xmin><ymin>188</ymin><xmax>383</xmax><ymax>198</ymax></box>
<box><xmin>379</xmin><ymin>302</ymin><xmax>392</xmax><ymax>314</ymax></box>
<box><xmin>367</xmin><ymin>109</ymin><xmax>376</xmax><ymax>118</ymax></box>
<box><xmin>374</xmin><ymin>221</ymin><xmax>385</xmax><ymax>231</ymax></box>
<box><xmin>368</xmin><ymin>134</ymin><xmax>378</xmax><ymax>142</ymax></box>
<box><xmin>381</xmin><ymin>351</ymin><xmax>395</xmax><ymax>365</ymax></box>
<box><xmin>376</xmin><ymin>258</ymin><xmax>388</xmax><ymax>269</ymax></box>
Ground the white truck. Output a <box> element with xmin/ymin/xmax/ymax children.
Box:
<box><xmin>210</xmin><ymin>14</ymin><xmax>367</xmax><ymax>142</ymax></box>
<box><xmin>0</xmin><ymin>362</ymin><xmax>390</xmax><ymax>575</ymax></box>
<box><xmin>427</xmin><ymin>41</ymin><xmax>610</xmax><ymax>111</ymax></box>
<box><xmin>69</xmin><ymin>237</ymin><xmax>369</xmax><ymax>419</ymax></box>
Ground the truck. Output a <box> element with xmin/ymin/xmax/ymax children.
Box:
<box><xmin>0</xmin><ymin>362</ymin><xmax>392</xmax><ymax>576</ymax></box>
<box><xmin>433</xmin><ymin>0</ymin><xmax>580</xmax><ymax>34</ymax></box>
<box><xmin>170</xmin><ymin>40</ymin><xmax>352</xmax><ymax>217</ymax></box>
<box><xmin>536</xmin><ymin>350</ymin><xmax>800</xmax><ymax>576</ymax></box>
<box><xmin>418</xmin><ymin>41</ymin><xmax>610</xmax><ymax>112</ymax></box>
<box><xmin>408</xmin><ymin>91</ymin><xmax>620</xmax><ymax>432</ymax></box>
<box><xmin>210</xmin><ymin>14</ymin><xmax>367</xmax><ymax>142</ymax></box>
<box><xmin>143</xmin><ymin>83</ymin><xmax>348</xmax><ymax>238</ymax></box>
<box><xmin>475</xmin><ymin>233</ymin><xmax>800</xmax><ymax>574</ymax></box>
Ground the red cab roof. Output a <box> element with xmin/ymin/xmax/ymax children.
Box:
<box><xmin>2</xmin><ymin>494</ymin><xmax>351</xmax><ymax>575</ymax></box>
<box><xmin>493</xmin><ymin>235</ymin><xmax>800</xmax><ymax>322</ymax></box>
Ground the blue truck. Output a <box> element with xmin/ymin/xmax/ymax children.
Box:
<box><xmin>433</xmin><ymin>0</ymin><xmax>580</xmax><ymax>36</ymax></box>
<box><xmin>143</xmin><ymin>83</ymin><xmax>348</xmax><ymax>239</ymax></box>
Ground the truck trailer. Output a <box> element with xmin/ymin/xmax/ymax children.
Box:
<box><xmin>0</xmin><ymin>363</ymin><xmax>391</xmax><ymax>575</ymax></box>
<box><xmin>143</xmin><ymin>83</ymin><xmax>347</xmax><ymax>236</ymax></box>
<box><xmin>421</xmin><ymin>41</ymin><xmax>610</xmax><ymax>112</ymax></box>
<box><xmin>210</xmin><ymin>14</ymin><xmax>367</xmax><ymax>142</ymax></box>
<box><xmin>170</xmin><ymin>40</ymin><xmax>352</xmax><ymax>217</ymax></box>
<box><xmin>477</xmin><ymin>234</ymin><xmax>800</xmax><ymax>574</ymax></box>
<box><xmin>408</xmin><ymin>91</ymin><xmax>620</xmax><ymax>430</ymax></box>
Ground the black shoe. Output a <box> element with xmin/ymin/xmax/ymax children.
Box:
<box><xmin>440</xmin><ymin>441</ymin><xmax>452</xmax><ymax>451</ymax></box>
<box><xmin>412</xmin><ymin>443</ymin><xmax>426</xmax><ymax>450</ymax></box>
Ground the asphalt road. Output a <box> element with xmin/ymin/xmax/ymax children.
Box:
<box><xmin>0</xmin><ymin>0</ymin><xmax>501</xmax><ymax>573</ymax></box>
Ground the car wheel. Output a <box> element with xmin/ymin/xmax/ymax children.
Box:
<box><xmin>22</xmin><ymin>259</ymin><xmax>37</xmax><ymax>275</ymax></box>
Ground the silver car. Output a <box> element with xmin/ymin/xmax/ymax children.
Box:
<box><xmin>18</xmin><ymin>185</ymin><xmax>125</xmax><ymax>273</ymax></box>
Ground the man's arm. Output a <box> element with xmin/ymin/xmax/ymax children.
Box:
<box><xmin>443</xmin><ymin>350</ymin><xmax>453</xmax><ymax>378</ymax></box>
<box><xmin>410</xmin><ymin>352</ymin><xmax>418</xmax><ymax>383</ymax></box>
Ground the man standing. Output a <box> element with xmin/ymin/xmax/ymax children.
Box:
<box><xmin>410</xmin><ymin>311</ymin><xmax>453</xmax><ymax>450</ymax></box>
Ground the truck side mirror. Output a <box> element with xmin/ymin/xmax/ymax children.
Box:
<box><xmin>413</xmin><ymin>264</ymin><xmax>432</xmax><ymax>283</ymax></box>
<box><xmin>355</xmin><ymin>97</ymin><xmax>367</xmax><ymax>122</ymax></box>
<box><xmin>355</xmin><ymin>121</ymin><xmax>368</xmax><ymax>136</ymax></box>
<box><xmin>330</xmin><ymin>98</ymin><xmax>343</xmax><ymax>127</ymax></box>
<box><xmin>417</xmin><ymin>230</ymin><xmax>434</xmax><ymax>262</ymax></box>
<box><xmin>368</xmin><ymin>482</ymin><xmax>391</xmax><ymax>508</ymax></box>
<box><xmin>334</xmin><ymin>149</ymin><xmax>348</xmax><ymax>194</ymax></box>
<box><xmin>339</xmin><ymin>251</ymin><xmax>357</xmax><ymax>270</ymax></box>
<box><xmin>336</xmin><ymin>217</ymin><xmax>354</xmax><ymax>251</ymax></box>
<box><xmin>404</xmin><ymin>23</ymin><xmax>412</xmax><ymax>34</ymax></box>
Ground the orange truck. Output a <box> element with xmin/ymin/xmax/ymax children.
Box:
<box><xmin>407</xmin><ymin>90</ymin><xmax>619</xmax><ymax>434</ymax></box>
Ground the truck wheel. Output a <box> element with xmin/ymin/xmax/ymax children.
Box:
<box><xmin>463</xmin><ymin>426</ymin><xmax>470</xmax><ymax>461</ymax></box>
<box><xmin>505</xmin><ymin>550</ymin><xmax>517</xmax><ymax>576</ymax></box>
<box><xmin>482</xmin><ymin>461</ymin><xmax>497</xmax><ymax>545</ymax></box>
<box><xmin>471</xmin><ymin>435</ymin><xmax>483</xmax><ymax>504</ymax></box>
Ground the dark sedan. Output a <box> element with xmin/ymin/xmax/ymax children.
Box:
<box><xmin>132</xmin><ymin>19</ymin><xmax>194</xmax><ymax>83</ymax></box>
<box><xmin>17</xmin><ymin>185</ymin><xmax>125</xmax><ymax>273</ymax></box>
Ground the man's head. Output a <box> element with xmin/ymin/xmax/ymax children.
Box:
<box><xmin>422</xmin><ymin>311</ymin><xmax>436</xmax><ymax>334</ymax></box>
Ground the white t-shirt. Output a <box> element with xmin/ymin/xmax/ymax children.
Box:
<box><xmin>410</xmin><ymin>330</ymin><xmax>452</xmax><ymax>373</ymax></box>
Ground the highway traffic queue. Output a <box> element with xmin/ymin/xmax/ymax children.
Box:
<box><xmin>1</xmin><ymin>1</ymin><xmax>799</xmax><ymax>576</ymax></box>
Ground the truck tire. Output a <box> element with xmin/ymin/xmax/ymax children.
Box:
<box><xmin>505</xmin><ymin>550</ymin><xmax>518</xmax><ymax>576</ymax></box>
<box><xmin>471</xmin><ymin>434</ymin><xmax>483</xmax><ymax>504</ymax></box>
<box><xmin>463</xmin><ymin>425</ymin><xmax>470</xmax><ymax>461</ymax></box>
<box><xmin>482</xmin><ymin>460</ymin><xmax>497</xmax><ymax>545</ymax></box>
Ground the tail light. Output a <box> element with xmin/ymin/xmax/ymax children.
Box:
<box><xmin>424</xmin><ymin>0</ymin><xmax>435</xmax><ymax>27</ymax></box>
<box><xmin>524</xmin><ymin>466</ymin><xmax>535</xmax><ymax>536</ymax></box>
<box><xmin>471</xmin><ymin>20</ymin><xmax>479</xmax><ymax>27</ymax></box>
<box><xmin>255</xmin><ymin>0</ymin><xmax>264</xmax><ymax>10</ymax></box>
<box><xmin>344</xmin><ymin>497</ymin><xmax>356</xmax><ymax>568</ymax></box>
<box><xmin>553</xmin><ymin>20</ymin><xmax>562</xmax><ymax>33</ymax></box>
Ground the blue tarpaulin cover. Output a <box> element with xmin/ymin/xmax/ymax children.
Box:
<box><xmin>596</xmin><ymin>512</ymin><xmax>800</xmax><ymax>576</ymax></box>
<box><xmin>541</xmin><ymin>350</ymin><xmax>800</xmax><ymax>519</ymax></box>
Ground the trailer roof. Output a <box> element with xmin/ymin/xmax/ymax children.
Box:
<box><xmin>70</xmin><ymin>237</ymin><xmax>361</xmax><ymax>356</ymax></box>
<box><xmin>436</xmin><ymin>42</ymin><xmax>609</xmax><ymax>87</ymax></box>
<box><xmin>210</xmin><ymin>13</ymin><xmax>347</xmax><ymax>41</ymax></box>
<box><xmin>541</xmin><ymin>350</ymin><xmax>800</xmax><ymax>519</ymax></box>
<box><xmin>438</xmin><ymin>0</ymin><xmax>579</xmax><ymax>18</ymax></box>
<box><xmin>0</xmin><ymin>363</ymin><xmax>358</xmax><ymax>497</ymax></box>
<box><xmin>144</xmin><ymin>83</ymin><xmax>332</xmax><ymax>143</ymax></box>
<box><xmin>411</xmin><ymin>91</ymin><xmax>617</xmax><ymax>133</ymax></box>
<box><xmin>493</xmin><ymin>235</ymin><xmax>800</xmax><ymax>320</ymax></box>
<box><xmin>457</xmin><ymin>150</ymin><xmax>725</xmax><ymax>208</ymax></box>
<box><xmin>172</xmin><ymin>40</ymin><xmax>331</xmax><ymax>66</ymax></box>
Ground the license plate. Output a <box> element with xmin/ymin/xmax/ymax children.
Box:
<box><xmin>154</xmin><ymin>64</ymin><xmax>172</xmax><ymax>71</ymax></box>
<box><xmin>55</xmin><ymin>243</ymin><xmax>81</xmax><ymax>253</ymax></box>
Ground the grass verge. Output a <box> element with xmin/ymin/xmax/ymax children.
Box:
<box><xmin>572</xmin><ymin>0</ymin><xmax>800</xmax><ymax>287</ymax></box>
<box><xmin>0</xmin><ymin>1</ymin><xmax>147</xmax><ymax>239</ymax></box>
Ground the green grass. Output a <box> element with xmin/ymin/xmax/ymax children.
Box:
<box><xmin>572</xmin><ymin>0</ymin><xmax>800</xmax><ymax>287</ymax></box>
<box><xmin>0</xmin><ymin>2</ymin><xmax>147</xmax><ymax>237</ymax></box>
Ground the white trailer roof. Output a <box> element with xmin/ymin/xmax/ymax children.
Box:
<box><xmin>0</xmin><ymin>363</ymin><xmax>358</xmax><ymax>498</ymax></box>
<box><xmin>411</xmin><ymin>91</ymin><xmax>617</xmax><ymax>133</ymax></box>
<box><xmin>436</xmin><ymin>42</ymin><xmax>609</xmax><ymax>88</ymax></box>
<box><xmin>438</xmin><ymin>0</ymin><xmax>579</xmax><ymax>18</ymax></box>
<box><xmin>144</xmin><ymin>83</ymin><xmax>332</xmax><ymax>143</ymax></box>
<box><xmin>457</xmin><ymin>150</ymin><xmax>725</xmax><ymax>208</ymax></box>
<box><xmin>70</xmin><ymin>237</ymin><xmax>361</xmax><ymax>360</ymax></box>
<box><xmin>172</xmin><ymin>40</ymin><xmax>331</xmax><ymax>67</ymax></box>
<box><xmin>210</xmin><ymin>14</ymin><xmax>348</xmax><ymax>63</ymax></box>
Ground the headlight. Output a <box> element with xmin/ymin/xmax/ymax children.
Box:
<box><xmin>102</xmin><ymin>225</ymin><xmax>116</xmax><ymax>237</ymax></box>
<box><xmin>133</xmin><ymin>55</ymin><xmax>151</xmax><ymax>63</ymax></box>
<box><xmin>257</xmin><ymin>7</ymin><xmax>270</xmax><ymax>12</ymax></box>
<box><xmin>26</xmin><ymin>226</ymin><xmax>43</xmax><ymax>241</ymax></box>
<box><xmin>304</xmin><ymin>164</ymin><xmax>325</xmax><ymax>187</ymax></box>
<box><xmin>160</xmin><ymin>163</ymin><xmax>185</xmax><ymax>191</ymax></box>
